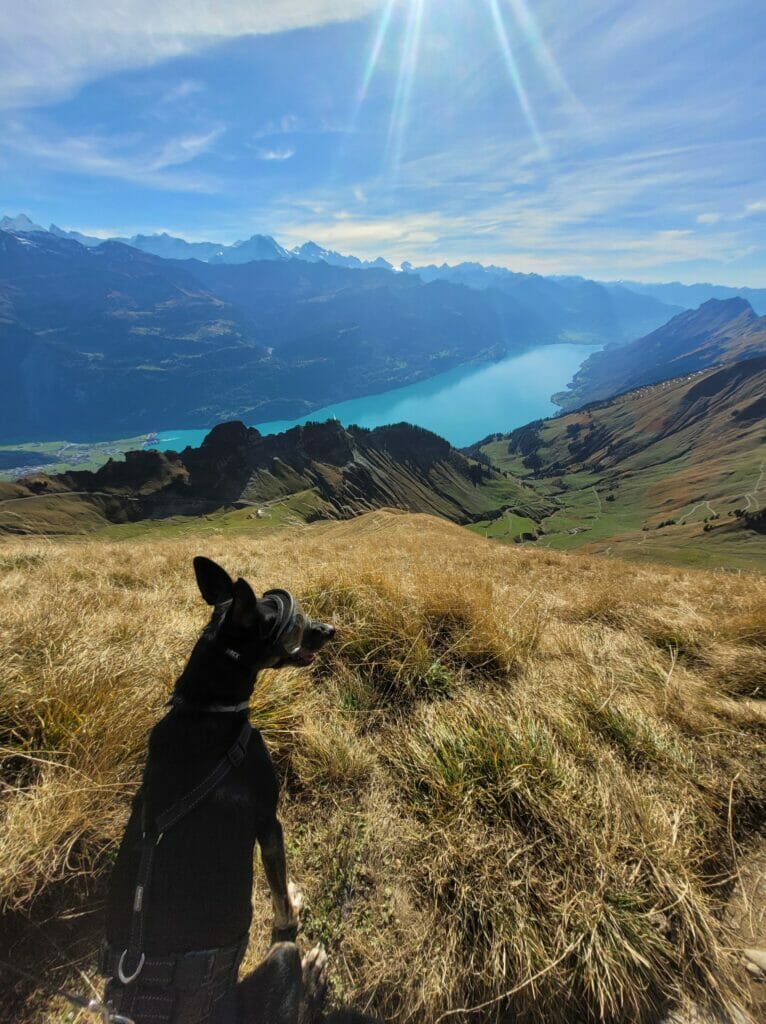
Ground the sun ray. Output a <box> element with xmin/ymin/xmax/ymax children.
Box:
<box><xmin>487</xmin><ymin>0</ymin><xmax>545</xmax><ymax>152</ymax></box>
<box><xmin>359</xmin><ymin>0</ymin><xmax>397</xmax><ymax>104</ymax></box>
<box><xmin>506</xmin><ymin>0</ymin><xmax>577</xmax><ymax>104</ymax></box>
<box><xmin>387</xmin><ymin>0</ymin><xmax>426</xmax><ymax>175</ymax></box>
<box><xmin>345</xmin><ymin>0</ymin><xmax>397</xmax><ymax>143</ymax></box>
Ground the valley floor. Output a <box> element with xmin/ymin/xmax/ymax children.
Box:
<box><xmin>0</xmin><ymin>434</ymin><xmax>151</xmax><ymax>481</ymax></box>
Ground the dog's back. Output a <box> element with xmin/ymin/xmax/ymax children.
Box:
<box><xmin>107</xmin><ymin>710</ymin><xmax>278</xmax><ymax>954</ymax></box>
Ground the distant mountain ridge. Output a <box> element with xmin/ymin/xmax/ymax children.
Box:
<box><xmin>555</xmin><ymin>297</ymin><xmax>766</xmax><ymax>409</ymax></box>
<box><xmin>403</xmin><ymin>260</ymin><xmax>681</xmax><ymax>345</ymax></box>
<box><xmin>3</xmin><ymin>212</ymin><xmax>763</xmax><ymax>313</ymax></box>
<box><xmin>0</xmin><ymin>230</ymin><xmax>556</xmax><ymax>440</ymax></box>
<box><xmin>601</xmin><ymin>278</ymin><xmax>766</xmax><ymax>316</ymax></box>
<box><xmin>0</xmin><ymin>212</ymin><xmax>391</xmax><ymax>270</ymax></box>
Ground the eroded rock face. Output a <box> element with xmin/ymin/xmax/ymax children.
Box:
<box><xmin>8</xmin><ymin>419</ymin><xmax>536</xmax><ymax>530</ymax></box>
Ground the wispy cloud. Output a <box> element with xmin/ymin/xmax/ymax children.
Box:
<box><xmin>265</xmin><ymin>128</ymin><xmax>766</xmax><ymax>279</ymax></box>
<box><xmin>160</xmin><ymin>79</ymin><xmax>206</xmax><ymax>104</ymax></box>
<box><xmin>0</xmin><ymin>0</ymin><xmax>385</xmax><ymax>109</ymax></box>
<box><xmin>253</xmin><ymin>114</ymin><xmax>302</xmax><ymax>138</ymax></box>
<box><xmin>0</xmin><ymin>123</ymin><xmax>224</xmax><ymax>191</ymax></box>
<box><xmin>745</xmin><ymin>200</ymin><xmax>766</xmax><ymax>216</ymax></box>
<box><xmin>256</xmin><ymin>147</ymin><xmax>296</xmax><ymax>162</ymax></box>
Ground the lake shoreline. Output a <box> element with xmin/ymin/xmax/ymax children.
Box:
<box><xmin>158</xmin><ymin>342</ymin><xmax>601</xmax><ymax>452</ymax></box>
<box><xmin>1</xmin><ymin>343</ymin><xmax>599</xmax><ymax>479</ymax></box>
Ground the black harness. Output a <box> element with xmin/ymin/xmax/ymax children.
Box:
<box><xmin>102</xmin><ymin>715</ymin><xmax>252</xmax><ymax>1024</ymax></box>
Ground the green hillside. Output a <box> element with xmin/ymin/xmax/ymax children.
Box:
<box><xmin>472</xmin><ymin>357</ymin><xmax>766</xmax><ymax>569</ymax></box>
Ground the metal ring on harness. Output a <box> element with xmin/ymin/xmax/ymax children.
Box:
<box><xmin>88</xmin><ymin>998</ymin><xmax>136</xmax><ymax>1024</ymax></box>
<box><xmin>117</xmin><ymin>950</ymin><xmax>146</xmax><ymax>985</ymax></box>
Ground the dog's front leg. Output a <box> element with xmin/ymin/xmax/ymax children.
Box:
<box><xmin>260</xmin><ymin>818</ymin><xmax>302</xmax><ymax>943</ymax></box>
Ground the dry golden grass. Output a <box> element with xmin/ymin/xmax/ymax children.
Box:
<box><xmin>0</xmin><ymin>511</ymin><xmax>764</xmax><ymax>1023</ymax></box>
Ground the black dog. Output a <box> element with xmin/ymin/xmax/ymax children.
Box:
<box><xmin>102</xmin><ymin>557</ymin><xmax>335</xmax><ymax>1024</ymax></box>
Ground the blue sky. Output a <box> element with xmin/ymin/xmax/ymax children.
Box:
<box><xmin>0</xmin><ymin>0</ymin><xmax>764</xmax><ymax>285</ymax></box>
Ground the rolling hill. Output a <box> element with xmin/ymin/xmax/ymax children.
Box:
<box><xmin>473</xmin><ymin>355</ymin><xmax>766</xmax><ymax>568</ymax></box>
<box><xmin>555</xmin><ymin>297</ymin><xmax>766</xmax><ymax>410</ymax></box>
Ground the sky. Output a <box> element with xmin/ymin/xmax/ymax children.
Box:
<box><xmin>0</xmin><ymin>0</ymin><xmax>764</xmax><ymax>286</ymax></box>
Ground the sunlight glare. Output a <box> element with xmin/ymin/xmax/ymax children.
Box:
<box><xmin>359</xmin><ymin>0</ymin><xmax>397</xmax><ymax>104</ymax></box>
<box><xmin>387</xmin><ymin>0</ymin><xmax>426</xmax><ymax>175</ymax></box>
<box><xmin>487</xmin><ymin>0</ymin><xmax>545</xmax><ymax>152</ymax></box>
<box><xmin>507</xmin><ymin>0</ymin><xmax>576</xmax><ymax>104</ymax></box>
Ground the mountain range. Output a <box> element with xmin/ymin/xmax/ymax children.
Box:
<box><xmin>601</xmin><ymin>278</ymin><xmax>766</xmax><ymax>316</ymax></box>
<box><xmin>5</xmin><ymin>212</ymin><xmax>763</xmax><ymax>313</ymax></box>
<box><xmin>0</xmin><ymin>226</ymin><xmax>678</xmax><ymax>442</ymax></box>
<box><xmin>402</xmin><ymin>261</ymin><xmax>680</xmax><ymax>345</ymax></box>
<box><xmin>0</xmin><ymin>214</ymin><xmax>393</xmax><ymax>270</ymax></box>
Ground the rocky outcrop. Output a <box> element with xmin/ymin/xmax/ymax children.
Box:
<box><xmin>7</xmin><ymin>420</ymin><xmax>551</xmax><ymax>533</ymax></box>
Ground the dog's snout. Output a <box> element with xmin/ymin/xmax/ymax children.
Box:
<box><xmin>321</xmin><ymin>622</ymin><xmax>336</xmax><ymax>639</ymax></box>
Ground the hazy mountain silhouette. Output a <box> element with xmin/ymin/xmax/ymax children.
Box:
<box><xmin>554</xmin><ymin>298</ymin><xmax>766</xmax><ymax>409</ymax></box>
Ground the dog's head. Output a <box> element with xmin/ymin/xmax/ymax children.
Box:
<box><xmin>193</xmin><ymin>556</ymin><xmax>335</xmax><ymax>671</ymax></box>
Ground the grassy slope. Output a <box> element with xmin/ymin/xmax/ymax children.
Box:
<box><xmin>477</xmin><ymin>363</ymin><xmax>766</xmax><ymax>569</ymax></box>
<box><xmin>1</xmin><ymin>512</ymin><xmax>764</xmax><ymax>1024</ymax></box>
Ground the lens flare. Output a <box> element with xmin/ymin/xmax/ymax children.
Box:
<box><xmin>487</xmin><ymin>0</ymin><xmax>544</xmax><ymax>151</ymax></box>
<box><xmin>349</xmin><ymin>0</ymin><xmax>571</xmax><ymax>172</ymax></box>
<box><xmin>507</xmin><ymin>0</ymin><xmax>576</xmax><ymax>105</ymax></box>
<box><xmin>387</xmin><ymin>0</ymin><xmax>426</xmax><ymax>174</ymax></box>
<box><xmin>345</xmin><ymin>0</ymin><xmax>397</xmax><ymax>148</ymax></box>
<box><xmin>359</xmin><ymin>0</ymin><xmax>397</xmax><ymax>104</ymax></box>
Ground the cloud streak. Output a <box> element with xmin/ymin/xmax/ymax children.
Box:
<box><xmin>0</xmin><ymin>0</ymin><xmax>385</xmax><ymax>108</ymax></box>
<box><xmin>0</xmin><ymin>123</ymin><xmax>224</xmax><ymax>191</ymax></box>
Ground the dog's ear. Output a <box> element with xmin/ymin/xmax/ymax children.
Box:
<box><xmin>230</xmin><ymin>577</ymin><xmax>259</xmax><ymax>629</ymax></box>
<box><xmin>193</xmin><ymin>556</ymin><xmax>234</xmax><ymax>606</ymax></box>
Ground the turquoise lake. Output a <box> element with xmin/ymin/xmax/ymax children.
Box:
<box><xmin>157</xmin><ymin>343</ymin><xmax>598</xmax><ymax>452</ymax></box>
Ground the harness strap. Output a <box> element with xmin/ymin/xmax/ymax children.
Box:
<box><xmin>120</xmin><ymin>721</ymin><xmax>252</xmax><ymax>984</ymax></box>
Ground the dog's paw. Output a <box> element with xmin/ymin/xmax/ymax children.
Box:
<box><xmin>271</xmin><ymin>881</ymin><xmax>304</xmax><ymax>943</ymax></box>
<box><xmin>301</xmin><ymin>944</ymin><xmax>328</xmax><ymax>1023</ymax></box>
<box><xmin>288</xmin><ymin>880</ymin><xmax>304</xmax><ymax>919</ymax></box>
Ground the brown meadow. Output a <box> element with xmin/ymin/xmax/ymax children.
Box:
<box><xmin>0</xmin><ymin>510</ymin><xmax>764</xmax><ymax>1023</ymax></box>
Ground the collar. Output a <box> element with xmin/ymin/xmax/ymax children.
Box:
<box><xmin>202</xmin><ymin>599</ymin><xmax>253</xmax><ymax>667</ymax></box>
<box><xmin>168</xmin><ymin>695</ymin><xmax>250</xmax><ymax>714</ymax></box>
